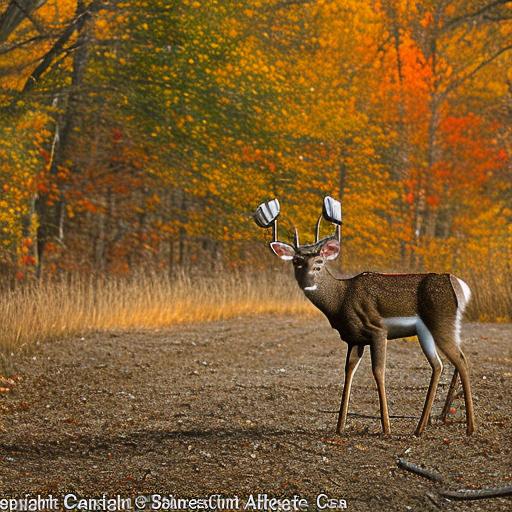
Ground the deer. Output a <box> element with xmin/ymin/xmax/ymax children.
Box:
<box><xmin>254</xmin><ymin>197</ymin><xmax>475</xmax><ymax>436</ymax></box>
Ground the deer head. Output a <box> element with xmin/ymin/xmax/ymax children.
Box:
<box><xmin>254</xmin><ymin>196</ymin><xmax>342</xmax><ymax>291</ymax></box>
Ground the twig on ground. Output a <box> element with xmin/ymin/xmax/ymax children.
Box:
<box><xmin>439</xmin><ymin>485</ymin><xmax>512</xmax><ymax>501</ymax></box>
<box><xmin>397</xmin><ymin>458</ymin><xmax>444</xmax><ymax>482</ymax></box>
<box><xmin>425</xmin><ymin>492</ymin><xmax>443</xmax><ymax>509</ymax></box>
<box><xmin>317</xmin><ymin>410</ymin><xmax>418</xmax><ymax>419</ymax></box>
<box><xmin>398</xmin><ymin>458</ymin><xmax>512</xmax><ymax>502</ymax></box>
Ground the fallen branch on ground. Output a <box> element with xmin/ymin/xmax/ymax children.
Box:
<box><xmin>397</xmin><ymin>458</ymin><xmax>444</xmax><ymax>482</ymax></box>
<box><xmin>397</xmin><ymin>458</ymin><xmax>512</xmax><ymax>501</ymax></box>
<box><xmin>439</xmin><ymin>486</ymin><xmax>512</xmax><ymax>501</ymax></box>
<box><xmin>317</xmin><ymin>410</ymin><xmax>418</xmax><ymax>419</ymax></box>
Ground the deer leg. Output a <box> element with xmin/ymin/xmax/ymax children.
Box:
<box><xmin>415</xmin><ymin>320</ymin><xmax>443</xmax><ymax>436</ymax></box>
<box><xmin>439</xmin><ymin>345</ymin><xmax>475</xmax><ymax>435</ymax></box>
<box><xmin>439</xmin><ymin>368</ymin><xmax>459</xmax><ymax>423</ymax></box>
<box><xmin>370</xmin><ymin>338</ymin><xmax>390</xmax><ymax>434</ymax></box>
<box><xmin>336</xmin><ymin>344</ymin><xmax>365</xmax><ymax>434</ymax></box>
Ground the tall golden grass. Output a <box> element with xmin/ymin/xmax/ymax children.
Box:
<box><xmin>464</xmin><ymin>269</ymin><xmax>512</xmax><ymax>323</ymax></box>
<box><xmin>0</xmin><ymin>271</ymin><xmax>316</xmax><ymax>355</ymax></box>
<box><xmin>0</xmin><ymin>268</ymin><xmax>510</xmax><ymax>356</ymax></box>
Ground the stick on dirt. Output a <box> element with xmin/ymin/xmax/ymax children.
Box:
<box><xmin>397</xmin><ymin>458</ymin><xmax>444</xmax><ymax>482</ymax></box>
<box><xmin>318</xmin><ymin>410</ymin><xmax>418</xmax><ymax>419</ymax></box>
<box><xmin>439</xmin><ymin>486</ymin><xmax>512</xmax><ymax>501</ymax></box>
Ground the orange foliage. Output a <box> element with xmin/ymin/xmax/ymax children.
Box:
<box><xmin>0</xmin><ymin>0</ymin><xmax>510</xmax><ymax>279</ymax></box>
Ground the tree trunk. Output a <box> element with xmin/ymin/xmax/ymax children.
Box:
<box><xmin>34</xmin><ymin>0</ymin><xmax>91</xmax><ymax>278</ymax></box>
<box><xmin>178</xmin><ymin>191</ymin><xmax>187</xmax><ymax>268</ymax></box>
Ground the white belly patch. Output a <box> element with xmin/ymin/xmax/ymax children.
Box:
<box><xmin>383</xmin><ymin>316</ymin><xmax>439</xmax><ymax>361</ymax></box>
<box><xmin>383</xmin><ymin>316</ymin><xmax>417</xmax><ymax>338</ymax></box>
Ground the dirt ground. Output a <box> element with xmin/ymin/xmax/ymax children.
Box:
<box><xmin>0</xmin><ymin>317</ymin><xmax>511</xmax><ymax>511</ymax></box>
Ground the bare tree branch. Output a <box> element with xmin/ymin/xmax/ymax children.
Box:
<box><xmin>483</xmin><ymin>13</ymin><xmax>512</xmax><ymax>20</ymax></box>
<box><xmin>11</xmin><ymin>0</ymin><xmax>47</xmax><ymax>35</ymax></box>
<box><xmin>0</xmin><ymin>33</ymin><xmax>47</xmax><ymax>55</ymax></box>
<box><xmin>0</xmin><ymin>0</ymin><xmax>47</xmax><ymax>43</ymax></box>
<box><xmin>22</xmin><ymin>19</ymin><xmax>83</xmax><ymax>92</ymax></box>
<box><xmin>441</xmin><ymin>43</ymin><xmax>512</xmax><ymax>98</ymax></box>
<box><xmin>22</xmin><ymin>0</ymin><xmax>104</xmax><ymax>93</ymax></box>
<box><xmin>441</xmin><ymin>0</ymin><xmax>512</xmax><ymax>32</ymax></box>
<box><xmin>269</xmin><ymin>0</ymin><xmax>316</xmax><ymax>9</ymax></box>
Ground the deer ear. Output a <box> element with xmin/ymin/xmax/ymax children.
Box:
<box><xmin>270</xmin><ymin>242</ymin><xmax>295</xmax><ymax>261</ymax></box>
<box><xmin>320</xmin><ymin>239</ymin><xmax>340</xmax><ymax>260</ymax></box>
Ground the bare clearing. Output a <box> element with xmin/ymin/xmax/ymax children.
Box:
<box><xmin>0</xmin><ymin>317</ymin><xmax>511</xmax><ymax>511</ymax></box>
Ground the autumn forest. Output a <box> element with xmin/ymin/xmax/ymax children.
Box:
<box><xmin>0</xmin><ymin>1</ymin><xmax>511</xmax><ymax>325</ymax></box>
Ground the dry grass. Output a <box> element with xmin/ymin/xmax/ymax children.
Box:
<box><xmin>0</xmin><ymin>268</ymin><xmax>509</xmax><ymax>357</ymax></box>
<box><xmin>0</xmin><ymin>271</ymin><xmax>316</xmax><ymax>355</ymax></box>
<box><xmin>465</xmin><ymin>270</ymin><xmax>512</xmax><ymax>323</ymax></box>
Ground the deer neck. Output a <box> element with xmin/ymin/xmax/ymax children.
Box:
<box><xmin>300</xmin><ymin>262</ymin><xmax>346</xmax><ymax>318</ymax></box>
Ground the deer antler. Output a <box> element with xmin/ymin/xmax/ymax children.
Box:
<box><xmin>254</xmin><ymin>196</ymin><xmax>342</xmax><ymax>247</ymax></box>
<box><xmin>253</xmin><ymin>198</ymin><xmax>280</xmax><ymax>242</ymax></box>
<box><xmin>314</xmin><ymin>215</ymin><xmax>322</xmax><ymax>243</ymax></box>
<box><xmin>293</xmin><ymin>226</ymin><xmax>300</xmax><ymax>247</ymax></box>
<box><xmin>314</xmin><ymin>196</ymin><xmax>342</xmax><ymax>244</ymax></box>
<box><xmin>322</xmin><ymin>196</ymin><xmax>342</xmax><ymax>242</ymax></box>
